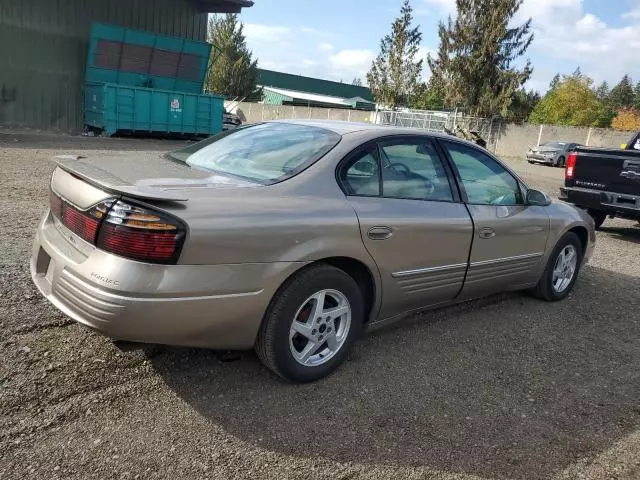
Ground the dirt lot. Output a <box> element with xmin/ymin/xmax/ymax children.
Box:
<box><xmin>1</xmin><ymin>133</ymin><xmax>639</xmax><ymax>480</ymax></box>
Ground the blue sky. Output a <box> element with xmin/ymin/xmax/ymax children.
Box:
<box><xmin>239</xmin><ymin>0</ymin><xmax>640</xmax><ymax>93</ymax></box>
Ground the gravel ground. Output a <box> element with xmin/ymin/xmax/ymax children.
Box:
<box><xmin>1</xmin><ymin>134</ymin><xmax>639</xmax><ymax>480</ymax></box>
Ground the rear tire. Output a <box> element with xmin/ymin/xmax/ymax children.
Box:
<box><xmin>529</xmin><ymin>232</ymin><xmax>583</xmax><ymax>302</ymax></box>
<box><xmin>557</xmin><ymin>156</ymin><xmax>565</xmax><ymax>167</ymax></box>
<box><xmin>588</xmin><ymin>210</ymin><xmax>607</xmax><ymax>230</ymax></box>
<box><xmin>255</xmin><ymin>264</ymin><xmax>364</xmax><ymax>383</ymax></box>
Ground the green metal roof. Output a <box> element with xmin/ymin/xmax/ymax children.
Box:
<box><xmin>258</xmin><ymin>69</ymin><xmax>374</xmax><ymax>102</ymax></box>
<box><xmin>189</xmin><ymin>0</ymin><xmax>253</xmax><ymax>12</ymax></box>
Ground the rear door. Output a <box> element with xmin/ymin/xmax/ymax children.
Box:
<box><xmin>439</xmin><ymin>139</ymin><xmax>550</xmax><ymax>300</ymax></box>
<box><xmin>339</xmin><ymin>136</ymin><xmax>473</xmax><ymax>319</ymax></box>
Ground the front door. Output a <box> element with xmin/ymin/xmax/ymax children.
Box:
<box><xmin>339</xmin><ymin>137</ymin><xmax>473</xmax><ymax>319</ymax></box>
<box><xmin>440</xmin><ymin>139</ymin><xmax>550</xmax><ymax>300</ymax></box>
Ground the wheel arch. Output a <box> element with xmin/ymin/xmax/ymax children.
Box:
<box><xmin>567</xmin><ymin>225</ymin><xmax>589</xmax><ymax>254</ymax></box>
<box><xmin>266</xmin><ymin>256</ymin><xmax>380</xmax><ymax>325</ymax></box>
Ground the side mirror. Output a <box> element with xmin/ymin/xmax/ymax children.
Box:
<box><xmin>527</xmin><ymin>189</ymin><xmax>552</xmax><ymax>206</ymax></box>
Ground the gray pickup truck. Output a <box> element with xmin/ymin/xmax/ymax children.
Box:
<box><xmin>559</xmin><ymin>131</ymin><xmax>640</xmax><ymax>229</ymax></box>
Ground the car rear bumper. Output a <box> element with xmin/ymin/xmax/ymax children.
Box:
<box><xmin>30</xmin><ymin>211</ymin><xmax>305</xmax><ymax>349</ymax></box>
<box><xmin>560</xmin><ymin>186</ymin><xmax>640</xmax><ymax>220</ymax></box>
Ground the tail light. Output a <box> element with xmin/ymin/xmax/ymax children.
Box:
<box><xmin>565</xmin><ymin>152</ymin><xmax>577</xmax><ymax>180</ymax></box>
<box><xmin>96</xmin><ymin>200</ymin><xmax>186</xmax><ymax>264</ymax></box>
<box><xmin>49</xmin><ymin>189</ymin><xmax>112</xmax><ymax>244</ymax></box>
<box><xmin>49</xmin><ymin>190</ymin><xmax>185</xmax><ymax>264</ymax></box>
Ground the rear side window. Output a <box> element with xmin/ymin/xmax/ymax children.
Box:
<box><xmin>379</xmin><ymin>139</ymin><xmax>453</xmax><ymax>202</ymax></box>
<box><xmin>167</xmin><ymin>123</ymin><xmax>341</xmax><ymax>184</ymax></box>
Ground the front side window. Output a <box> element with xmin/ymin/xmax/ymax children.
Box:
<box><xmin>379</xmin><ymin>139</ymin><xmax>453</xmax><ymax>202</ymax></box>
<box><xmin>167</xmin><ymin>123</ymin><xmax>341</xmax><ymax>184</ymax></box>
<box><xmin>443</xmin><ymin>141</ymin><xmax>523</xmax><ymax>205</ymax></box>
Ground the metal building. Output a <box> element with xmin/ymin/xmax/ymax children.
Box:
<box><xmin>258</xmin><ymin>68</ymin><xmax>375</xmax><ymax>110</ymax></box>
<box><xmin>0</xmin><ymin>0</ymin><xmax>253</xmax><ymax>133</ymax></box>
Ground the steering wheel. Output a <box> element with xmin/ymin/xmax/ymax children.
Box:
<box><xmin>390</xmin><ymin>163</ymin><xmax>436</xmax><ymax>196</ymax></box>
<box><xmin>390</xmin><ymin>162</ymin><xmax>412</xmax><ymax>176</ymax></box>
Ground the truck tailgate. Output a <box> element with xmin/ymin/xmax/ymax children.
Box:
<box><xmin>572</xmin><ymin>148</ymin><xmax>640</xmax><ymax>195</ymax></box>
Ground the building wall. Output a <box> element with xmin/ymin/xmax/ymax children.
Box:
<box><xmin>0</xmin><ymin>0</ymin><xmax>207</xmax><ymax>133</ymax></box>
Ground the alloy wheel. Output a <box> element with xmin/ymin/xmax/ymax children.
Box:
<box><xmin>289</xmin><ymin>289</ymin><xmax>352</xmax><ymax>367</ymax></box>
<box><xmin>552</xmin><ymin>245</ymin><xmax>578</xmax><ymax>293</ymax></box>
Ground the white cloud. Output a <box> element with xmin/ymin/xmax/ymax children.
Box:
<box><xmin>507</xmin><ymin>0</ymin><xmax>640</xmax><ymax>91</ymax></box>
<box><xmin>622</xmin><ymin>7</ymin><xmax>640</xmax><ymax>20</ymax></box>
<box><xmin>244</xmin><ymin>24</ymin><xmax>291</xmax><ymax>44</ymax></box>
<box><xmin>318</xmin><ymin>42</ymin><xmax>333</xmax><ymax>52</ymax></box>
<box><xmin>329</xmin><ymin>49</ymin><xmax>375</xmax><ymax>73</ymax></box>
<box><xmin>420</xmin><ymin>0</ymin><xmax>457</xmax><ymax>15</ymax></box>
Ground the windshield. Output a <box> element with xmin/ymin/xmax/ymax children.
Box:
<box><xmin>167</xmin><ymin>123</ymin><xmax>341</xmax><ymax>184</ymax></box>
<box><xmin>541</xmin><ymin>142</ymin><xmax>566</xmax><ymax>149</ymax></box>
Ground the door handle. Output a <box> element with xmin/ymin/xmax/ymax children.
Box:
<box><xmin>368</xmin><ymin>226</ymin><xmax>394</xmax><ymax>240</ymax></box>
<box><xmin>478</xmin><ymin>227</ymin><xmax>496</xmax><ymax>239</ymax></box>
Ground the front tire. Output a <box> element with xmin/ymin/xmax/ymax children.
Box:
<box><xmin>557</xmin><ymin>156</ymin><xmax>565</xmax><ymax>167</ymax></box>
<box><xmin>529</xmin><ymin>232</ymin><xmax>583</xmax><ymax>302</ymax></box>
<box><xmin>255</xmin><ymin>264</ymin><xmax>364</xmax><ymax>383</ymax></box>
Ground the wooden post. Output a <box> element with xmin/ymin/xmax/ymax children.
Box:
<box><xmin>586</xmin><ymin>127</ymin><xmax>593</xmax><ymax>146</ymax></box>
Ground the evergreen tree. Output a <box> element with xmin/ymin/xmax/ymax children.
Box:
<box><xmin>635</xmin><ymin>81</ymin><xmax>640</xmax><ymax>110</ymax></box>
<box><xmin>595</xmin><ymin>81</ymin><xmax>615</xmax><ymax>127</ymax></box>
<box><xmin>505</xmin><ymin>89</ymin><xmax>540</xmax><ymax>123</ymax></box>
<box><xmin>367</xmin><ymin>0</ymin><xmax>423</xmax><ymax>107</ymax></box>
<box><xmin>428</xmin><ymin>0</ymin><xmax>534</xmax><ymax>117</ymax></box>
<box><xmin>206</xmin><ymin>14</ymin><xmax>260</xmax><ymax>100</ymax></box>
<box><xmin>609</xmin><ymin>75</ymin><xmax>635</xmax><ymax>110</ymax></box>
<box><xmin>595</xmin><ymin>81</ymin><xmax>610</xmax><ymax>101</ymax></box>
<box><xmin>549</xmin><ymin>74</ymin><xmax>561</xmax><ymax>91</ymax></box>
<box><xmin>352</xmin><ymin>77</ymin><xmax>363</xmax><ymax>86</ymax></box>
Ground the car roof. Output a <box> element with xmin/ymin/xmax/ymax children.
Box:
<box><xmin>269</xmin><ymin>119</ymin><xmax>477</xmax><ymax>145</ymax></box>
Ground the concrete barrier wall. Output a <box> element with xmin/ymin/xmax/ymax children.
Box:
<box><xmin>234</xmin><ymin>102</ymin><xmax>375</xmax><ymax>124</ymax></box>
<box><xmin>494</xmin><ymin>124</ymin><xmax>634</xmax><ymax>157</ymax></box>
<box><xmin>232</xmin><ymin>102</ymin><xmax>634</xmax><ymax>157</ymax></box>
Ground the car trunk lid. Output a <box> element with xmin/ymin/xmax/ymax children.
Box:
<box><xmin>53</xmin><ymin>152</ymin><xmax>258</xmax><ymax>205</ymax></box>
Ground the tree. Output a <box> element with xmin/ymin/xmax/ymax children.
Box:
<box><xmin>427</xmin><ymin>0</ymin><xmax>534</xmax><ymax>117</ymax></box>
<box><xmin>634</xmin><ymin>81</ymin><xmax>640</xmax><ymax>110</ymax></box>
<box><xmin>352</xmin><ymin>77</ymin><xmax>363</xmax><ymax>86</ymax></box>
<box><xmin>410</xmin><ymin>79</ymin><xmax>446</xmax><ymax>110</ymax></box>
<box><xmin>595</xmin><ymin>81</ymin><xmax>610</xmax><ymax>101</ymax></box>
<box><xmin>611</xmin><ymin>108</ymin><xmax>640</xmax><ymax>131</ymax></box>
<box><xmin>609</xmin><ymin>75</ymin><xmax>635</xmax><ymax>110</ymax></box>
<box><xmin>206</xmin><ymin>14</ymin><xmax>260</xmax><ymax>100</ymax></box>
<box><xmin>594</xmin><ymin>81</ymin><xmax>616</xmax><ymax>126</ymax></box>
<box><xmin>505</xmin><ymin>89</ymin><xmax>540</xmax><ymax>123</ymax></box>
<box><xmin>529</xmin><ymin>71</ymin><xmax>604</xmax><ymax>127</ymax></box>
<box><xmin>549</xmin><ymin>74</ymin><xmax>561</xmax><ymax>91</ymax></box>
<box><xmin>367</xmin><ymin>0</ymin><xmax>423</xmax><ymax>107</ymax></box>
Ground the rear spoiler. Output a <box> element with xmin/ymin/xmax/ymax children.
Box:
<box><xmin>53</xmin><ymin>155</ymin><xmax>188</xmax><ymax>202</ymax></box>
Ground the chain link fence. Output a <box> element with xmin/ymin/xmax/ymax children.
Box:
<box><xmin>373</xmin><ymin>108</ymin><xmax>501</xmax><ymax>152</ymax></box>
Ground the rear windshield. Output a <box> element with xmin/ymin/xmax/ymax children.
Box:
<box><xmin>167</xmin><ymin>123</ymin><xmax>341</xmax><ymax>184</ymax></box>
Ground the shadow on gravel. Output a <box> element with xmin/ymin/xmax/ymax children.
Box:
<box><xmin>600</xmin><ymin>225</ymin><xmax>640</xmax><ymax>245</ymax></box>
<box><xmin>152</xmin><ymin>265</ymin><xmax>640</xmax><ymax>480</ymax></box>
<box><xmin>0</xmin><ymin>132</ymin><xmax>190</xmax><ymax>151</ymax></box>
